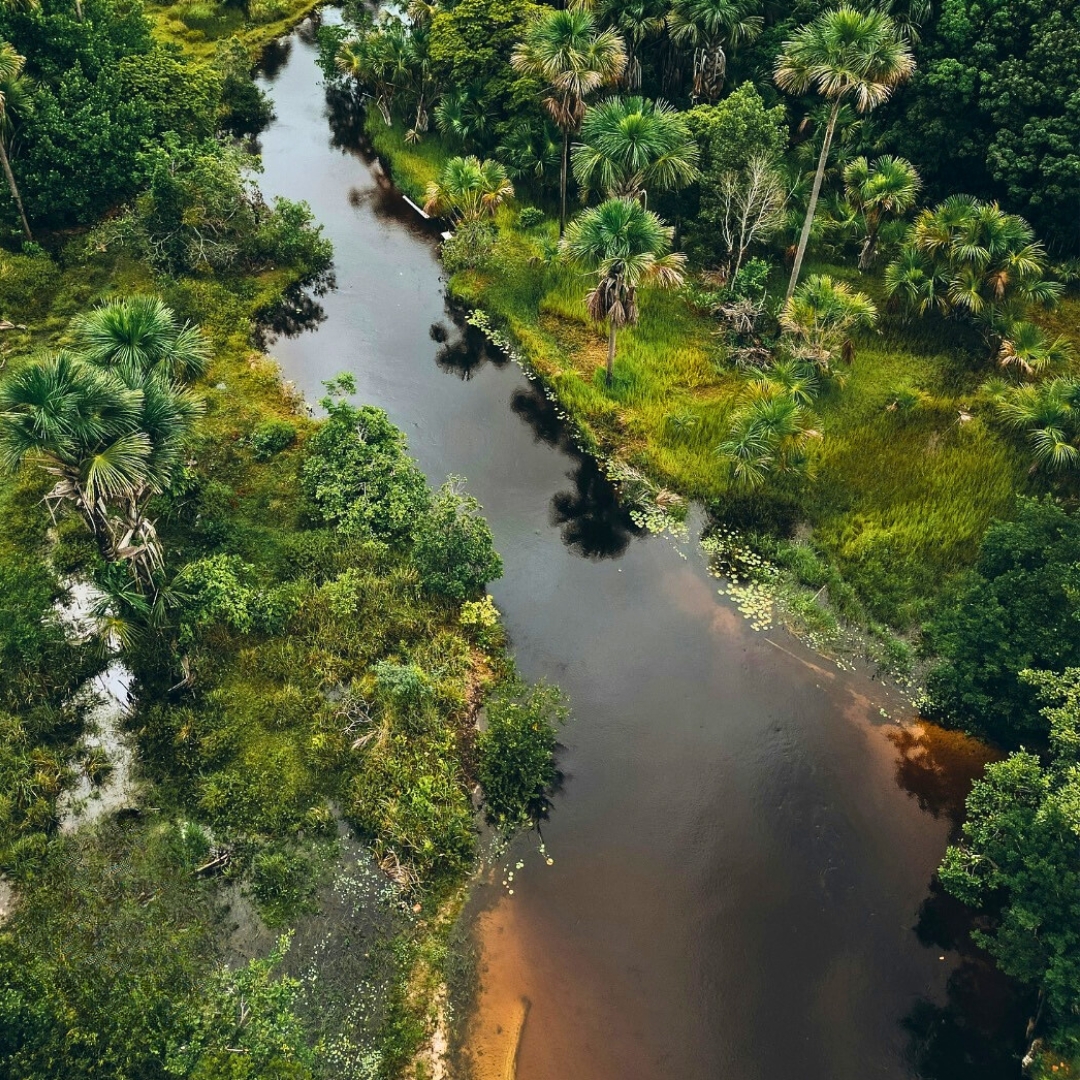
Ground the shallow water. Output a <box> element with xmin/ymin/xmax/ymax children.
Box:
<box><xmin>255</xmin><ymin>21</ymin><xmax>1021</xmax><ymax>1080</ymax></box>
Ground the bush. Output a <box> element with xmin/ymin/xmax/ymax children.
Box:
<box><xmin>249</xmin><ymin>419</ymin><xmax>297</xmax><ymax>460</ymax></box>
<box><xmin>925</xmin><ymin>498</ymin><xmax>1080</xmax><ymax>746</ymax></box>
<box><xmin>413</xmin><ymin>479</ymin><xmax>503</xmax><ymax>600</ymax></box>
<box><xmin>301</xmin><ymin>384</ymin><xmax>431</xmax><ymax>543</ymax></box>
<box><xmin>477</xmin><ymin>681</ymin><xmax>566</xmax><ymax>826</ymax></box>
<box><xmin>517</xmin><ymin>206</ymin><xmax>545</xmax><ymax>229</ymax></box>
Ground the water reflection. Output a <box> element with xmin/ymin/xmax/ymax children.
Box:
<box><xmin>254</xmin><ymin>278</ymin><xmax>334</xmax><ymax>347</ymax></box>
<box><xmin>901</xmin><ymin>879</ymin><xmax>1029</xmax><ymax>1080</ymax></box>
<box><xmin>325</xmin><ymin>84</ymin><xmax>367</xmax><ymax>152</ymax></box>
<box><xmin>887</xmin><ymin>723</ymin><xmax>998</xmax><ymax>827</ymax></box>
<box><xmin>432</xmin><ymin>319</ymin><xmax>508</xmax><ymax>380</ymax></box>
<box><xmin>507</xmin><ymin>382</ymin><xmax>642</xmax><ymax>558</ymax></box>
<box><xmin>257</xmin><ymin>38</ymin><xmax>292</xmax><ymax>80</ymax></box>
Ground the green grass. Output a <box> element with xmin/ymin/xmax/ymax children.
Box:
<box><xmin>367</xmin><ymin>112</ymin><xmax>1080</xmax><ymax>628</ymax></box>
<box><xmin>145</xmin><ymin>0</ymin><xmax>322</xmax><ymax>59</ymax></box>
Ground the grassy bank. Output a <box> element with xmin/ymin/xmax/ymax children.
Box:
<box><xmin>366</xmin><ymin>115</ymin><xmax>1079</xmax><ymax>635</ymax></box>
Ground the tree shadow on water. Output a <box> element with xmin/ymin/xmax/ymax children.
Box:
<box><xmin>508</xmin><ymin>381</ymin><xmax>642</xmax><ymax>559</ymax></box>
<box><xmin>254</xmin><ymin>279</ymin><xmax>333</xmax><ymax>348</ymax></box>
<box><xmin>431</xmin><ymin>319</ymin><xmax>508</xmax><ymax>380</ymax></box>
<box><xmin>256</xmin><ymin>39</ymin><xmax>292</xmax><ymax>81</ymax></box>
<box><xmin>886</xmin><ymin>722</ymin><xmax>999</xmax><ymax>829</ymax></box>
<box><xmin>901</xmin><ymin>878</ymin><xmax>1030</xmax><ymax>1080</ymax></box>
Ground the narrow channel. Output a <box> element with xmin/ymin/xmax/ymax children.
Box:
<box><xmin>255</xmin><ymin>19</ymin><xmax>1006</xmax><ymax>1080</ymax></box>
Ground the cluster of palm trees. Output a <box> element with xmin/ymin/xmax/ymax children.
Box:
<box><xmin>0</xmin><ymin>297</ymin><xmax>207</xmax><ymax>589</ymax></box>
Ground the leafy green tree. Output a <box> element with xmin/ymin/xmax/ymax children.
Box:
<box><xmin>879</xmin><ymin>0</ymin><xmax>1080</xmax><ymax>255</ymax></box>
<box><xmin>428</xmin><ymin>0</ymin><xmax>540</xmax><ymax>146</ymax></box>
<box><xmin>682</xmin><ymin>81</ymin><xmax>788</xmax><ymax>267</ymax></box>
<box><xmin>666</xmin><ymin>0</ymin><xmax>763</xmax><ymax>104</ymax></box>
<box><xmin>925</xmin><ymin>498</ymin><xmax>1080</xmax><ymax>746</ymax></box>
<box><xmin>301</xmin><ymin>379</ymin><xmax>431</xmax><ymax>543</ymax></box>
<box><xmin>842</xmin><ymin>154</ymin><xmax>920</xmax><ymax>270</ymax></box>
<box><xmin>571</xmin><ymin>94</ymin><xmax>700</xmax><ymax>200</ymax></box>
<box><xmin>413</xmin><ymin>477</ymin><xmax>503</xmax><ymax>600</ymax></box>
<box><xmin>940</xmin><ymin>667</ymin><xmax>1080</xmax><ymax>1056</ymax></box>
<box><xmin>477</xmin><ymin>680</ymin><xmax>567</xmax><ymax>826</ymax></box>
<box><xmin>779</xmin><ymin>273</ymin><xmax>877</xmax><ymax>368</ymax></box>
<box><xmin>423</xmin><ymin>154</ymin><xmax>514</xmax><ymax>223</ymax></box>
<box><xmin>561</xmin><ymin>197</ymin><xmax>686</xmax><ymax>385</ymax></box>
<box><xmin>511</xmin><ymin>6</ymin><xmax>626</xmax><ymax>234</ymax></box>
<box><xmin>774</xmin><ymin>6</ymin><xmax>915</xmax><ymax>301</ymax></box>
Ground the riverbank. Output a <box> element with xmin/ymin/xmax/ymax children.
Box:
<box><xmin>362</xmin><ymin>115</ymin><xmax>1080</xmax><ymax>647</ymax></box>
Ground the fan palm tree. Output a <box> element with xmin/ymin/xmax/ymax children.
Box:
<box><xmin>885</xmin><ymin>196</ymin><xmax>1062</xmax><ymax>351</ymax></box>
<box><xmin>512</xmin><ymin>8</ymin><xmax>627</xmax><ymax>235</ymax></box>
<box><xmin>994</xmin><ymin>378</ymin><xmax>1080</xmax><ymax>471</ymax></box>
<box><xmin>666</xmin><ymin>0</ymin><xmax>763</xmax><ymax>104</ymax></box>
<box><xmin>597</xmin><ymin>0</ymin><xmax>667</xmax><ymax>90</ymax></box>
<box><xmin>0</xmin><ymin>42</ymin><xmax>31</xmax><ymax>241</ymax></box>
<box><xmin>424</xmin><ymin>156</ymin><xmax>514</xmax><ymax>223</ymax></box>
<box><xmin>779</xmin><ymin>273</ymin><xmax>877</xmax><ymax>368</ymax></box>
<box><xmin>572</xmin><ymin>95</ymin><xmax>700</xmax><ymax>201</ymax></box>
<box><xmin>843</xmin><ymin>154</ymin><xmax>920</xmax><ymax>270</ymax></box>
<box><xmin>497</xmin><ymin>117</ymin><xmax>562</xmax><ymax>184</ymax></box>
<box><xmin>717</xmin><ymin>381</ymin><xmax>819</xmax><ymax>489</ymax></box>
<box><xmin>775</xmin><ymin>6</ymin><xmax>914</xmax><ymax>301</ymax></box>
<box><xmin>997</xmin><ymin>321</ymin><xmax>1075</xmax><ymax>379</ymax></box>
<box><xmin>72</xmin><ymin>296</ymin><xmax>211</xmax><ymax>383</ymax></box>
<box><xmin>561</xmin><ymin>197</ymin><xmax>686</xmax><ymax>385</ymax></box>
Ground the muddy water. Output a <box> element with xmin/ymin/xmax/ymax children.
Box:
<box><xmin>254</xmin><ymin>21</ymin><xmax>1017</xmax><ymax>1080</ymax></box>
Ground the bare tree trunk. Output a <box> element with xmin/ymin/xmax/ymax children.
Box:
<box><xmin>559</xmin><ymin>130</ymin><xmax>569</xmax><ymax>238</ymax></box>
<box><xmin>606</xmin><ymin>321</ymin><xmax>617</xmax><ymax>385</ymax></box>
<box><xmin>785</xmin><ymin>97</ymin><xmax>841</xmax><ymax>303</ymax></box>
<box><xmin>0</xmin><ymin>138</ymin><xmax>31</xmax><ymax>242</ymax></box>
<box><xmin>858</xmin><ymin>226</ymin><xmax>878</xmax><ymax>271</ymax></box>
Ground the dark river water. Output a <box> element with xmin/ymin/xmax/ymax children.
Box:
<box><xmin>255</xmin><ymin>19</ymin><xmax>1023</xmax><ymax>1080</ymax></box>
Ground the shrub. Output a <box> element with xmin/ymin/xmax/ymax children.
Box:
<box><xmin>517</xmin><ymin>206</ymin><xmax>545</xmax><ymax>229</ymax></box>
<box><xmin>413</xmin><ymin>479</ymin><xmax>503</xmax><ymax>600</ymax></box>
<box><xmin>249</xmin><ymin>419</ymin><xmax>297</xmax><ymax>460</ymax></box>
<box><xmin>476</xmin><ymin>681</ymin><xmax>567</xmax><ymax>826</ymax></box>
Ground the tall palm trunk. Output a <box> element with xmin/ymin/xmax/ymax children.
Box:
<box><xmin>858</xmin><ymin>217</ymin><xmax>880</xmax><ymax>271</ymax></box>
<box><xmin>559</xmin><ymin>129</ymin><xmax>570</xmax><ymax>237</ymax></box>
<box><xmin>0</xmin><ymin>138</ymin><xmax>31</xmax><ymax>242</ymax></box>
<box><xmin>606</xmin><ymin>321</ymin><xmax>617</xmax><ymax>385</ymax></box>
<box><xmin>785</xmin><ymin>97</ymin><xmax>840</xmax><ymax>302</ymax></box>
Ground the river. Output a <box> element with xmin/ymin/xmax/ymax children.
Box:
<box><xmin>254</xmin><ymin>19</ymin><xmax>1020</xmax><ymax>1080</ymax></box>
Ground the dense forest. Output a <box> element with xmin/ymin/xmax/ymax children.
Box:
<box><xmin>0</xmin><ymin>0</ymin><xmax>1076</xmax><ymax>1075</ymax></box>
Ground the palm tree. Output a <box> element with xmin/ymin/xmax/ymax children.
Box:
<box><xmin>424</xmin><ymin>156</ymin><xmax>514</xmax><ymax>223</ymax></box>
<box><xmin>997</xmin><ymin>321</ymin><xmax>1075</xmax><ymax>379</ymax></box>
<box><xmin>561</xmin><ymin>197</ymin><xmax>686</xmax><ymax>385</ymax></box>
<box><xmin>994</xmin><ymin>378</ymin><xmax>1080</xmax><ymax>471</ymax></box>
<box><xmin>72</xmin><ymin>296</ymin><xmax>211</xmax><ymax>383</ymax></box>
<box><xmin>775</xmin><ymin>7</ymin><xmax>914</xmax><ymax>301</ymax></box>
<box><xmin>717</xmin><ymin>381</ymin><xmax>819</xmax><ymax>489</ymax></box>
<box><xmin>571</xmin><ymin>95</ymin><xmax>700</xmax><ymax>201</ymax></box>
<box><xmin>597</xmin><ymin>0</ymin><xmax>666</xmax><ymax>90</ymax></box>
<box><xmin>512</xmin><ymin>8</ymin><xmax>627</xmax><ymax>236</ymax></box>
<box><xmin>779</xmin><ymin>273</ymin><xmax>877</xmax><ymax>368</ymax></box>
<box><xmin>843</xmin><ymin>154</ymin><xmax>920</xmax><ymax>270</ymax></box>
<box><xmin>497</xmin><ymin>117</ymin><xmax>562</xmax><ymax>184</ymax></box>
<box><xmin>885</xmin><ymin>196</ymin><xmax>1062</xmax><ymax>352</ymax></box>
<box><xmin>0</xmin><ymin>42</ymin><xmax>31</xmax><ymax>241</ymax></box>
<box><xmin>434</xmin><ymin>83</ymin><xmax>490</xmax><ymax>149</ymax></box>
<box><xmin>666</xmin><ymin>0</ymin><xmax>763</xmax><ymax>104</ymax></box>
